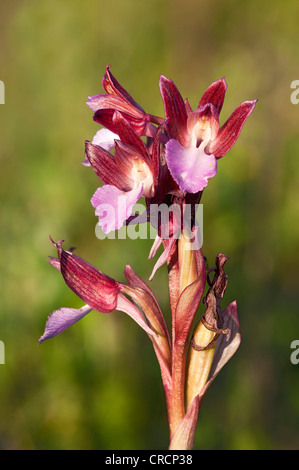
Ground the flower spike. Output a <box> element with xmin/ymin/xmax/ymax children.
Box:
<box><xmin>42</xmin><ymin>66</ymin><xmax>257</xmax><ymax>450</ymax></box>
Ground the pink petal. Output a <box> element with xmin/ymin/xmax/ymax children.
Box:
<box><xmin>39</xmin><ymin>304</ymin><xmax>92</xmax><ymax>343</ymax></box>
<box><xmin>91</xmin><ymin>128</ymin><xmax>119</xmax><ymax>150</ymax></box>
<box><xmin>165</xmin><ymin>139</ymin><xmax>217</xmax><ymax>193</ymax></box>
<box><xmin>91</xmin><ymin>184</ymin><xmax>144</xmax><ymax>233</ymax></box>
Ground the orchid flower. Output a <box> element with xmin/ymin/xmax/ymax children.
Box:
<box><xmin>85</xmin><ymin>111</ymin><xmax>159</xmax><ymax>233</ymax></box>
<box><xmin>41</xmin><ymin>66</ymin><xmax>256</xmax><ymax>450</ymax></box>
<box><xmin>160</xmin><ymin>75</ymin><xmax>257</xmax><ymax>193</ymax></box>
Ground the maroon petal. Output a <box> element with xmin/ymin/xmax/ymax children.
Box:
<box><xmin>102</xmin><ymin>65</ymin><xmax>145</xmax><ymax>112</ymax></box>
<box><xmin>52</xmin><ymin>239</ymin><xmax>120</xmax><ymax>313</ymax></box>
<box><xmin>87</xmin><ymin>93</ymin><xmax>144</xmax><ymax>118</ymax></box>
<box><xmin>93</xmin><ymin>108</ymin><xmax>148</xmax><ymax>137</ymax></box>
<box><xmin>184</xmin><ymin>98</ymin><xmax>193</xmax><ymax>116</ymax></box>
<box><xmin>208</xmin><ymin>100</ymin><xmax>257</xmax><ymax>159</ymax></box>
<box><xmin>198</xmin><ymin>77</ymin><xmax>227</xmax><ymax>115</ymax></box>
<box><xmin>159</xmin><ymin>75</ymin><xmax>188</xmax><ymax>145</ymax></box>
<box><xmin>151</xmin><ymin>119</ymin><xmax>167</xmax><ymax>188</ymax></box>
<box><xmin>85</xmin><ymin>141</ymin><xmax>133</xmax><ymax>190</ymax></box>
<box><xmin>112</xmin><ymin>111</ymin><xmax>151</xmax><ymax>166</ymax></box>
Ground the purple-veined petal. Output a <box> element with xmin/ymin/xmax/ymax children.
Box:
<box><xmin>93</xmin><ymin>108</ymin><xmax>148</xmax><ymax>137</ymax></box>
<box><xmin>165</xmin><ymin>139</ymin><xmax>217</xmax><ymax>193</ymax></box>
<box><xmin>52</xmin><ymin>240</ymin><xmax>120</xmax><ymax>313</ymax></box>
<box><xmin>86</xmin><ymin>93</ymin><xmax>144</xmax><ymax>118</ymax></box>
<box><xmin>208</xmin><ymin>100</ymin><xmax>257</xmax><ymax>159</ymax></box>
<box><xmin>91</xmin><ymin>184</ymin><xmax>144</xmax><ymax>233</ymax></box>
<box><xmin>39</xmin><ymin>304</ymin><xmax>93</xmax><ymax>343</ymax></box>
<box><xmin>112</xmin><ymin>111</ymin><xmax>151</xmax><ymax>166</ymax></box>
<box><xmin>102</xmin><ymin>65</ymin><xmax>145</xmax><ymax>112</ymax></box>
<box><xmin>198</xmin><ymin>77</ymin><xmax>227</xmax><ymax>115</ymax></box>
<box><xmin>151</xmin><ymin>119</ymin><xmax>167</xmax><ymax>188</ymax></box>
<box><xmin>85</xmin><ymin>141</ymin><xmax>133</xmax><ymax>190</ymax></box>
<box><xmin>82</xmin><ymin>129</ymin><xmax>119</xmax><ymax>167</ymax></box>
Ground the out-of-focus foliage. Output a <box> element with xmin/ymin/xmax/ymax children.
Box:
<box><xmin>0</xmin><ymin>0</ymin><xmax>299</xmax><ymax>450</ymax></box>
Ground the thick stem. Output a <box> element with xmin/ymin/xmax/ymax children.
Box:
<box><xmin>168</xmin><ymin>341</ymin><xmax>188</xmax><ymax>439</ymax></box>
<box><xmin>167</xmin><ymin>230</ymin><xmax>200</xmax><ymax>441</ymax></box>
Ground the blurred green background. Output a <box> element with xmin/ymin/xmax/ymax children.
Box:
<box><xmin>1</xmin><ymin>0</ymin><xmax>299</xmax><ymax>450</ymax></box>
